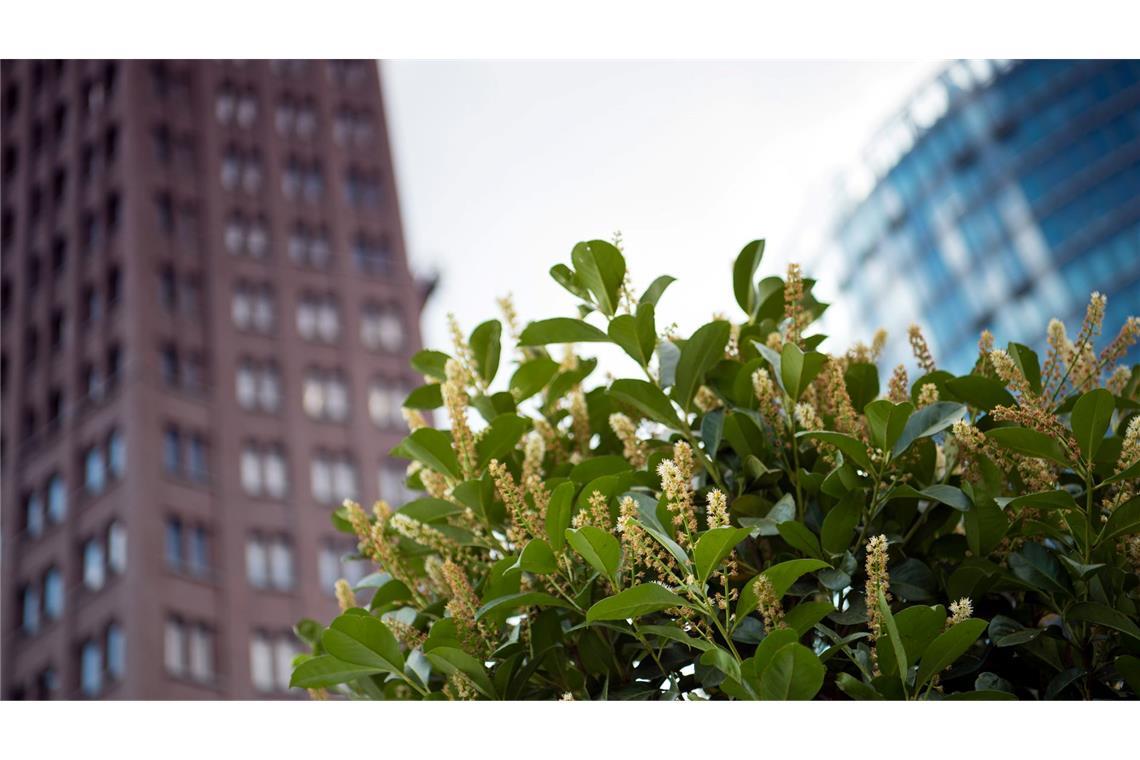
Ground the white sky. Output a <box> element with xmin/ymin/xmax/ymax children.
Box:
<box><xmin>381</xmin><ymin>60</ymin><xmax>943</xmax><ymax>359</ymax></box>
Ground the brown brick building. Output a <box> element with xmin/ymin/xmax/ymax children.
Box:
<box><xmin>0</xmin><ymin>60</ymin><xmax>429</xmax><ymax>699</ymax></box>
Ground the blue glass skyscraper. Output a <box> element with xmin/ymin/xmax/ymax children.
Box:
<box><xmin>812</xmin><ymin>60</ymin><xmax>1139</xmax><ymax>373</ymax></box>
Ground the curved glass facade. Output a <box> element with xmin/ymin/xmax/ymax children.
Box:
<box><xmin>813</xmin><ymin>60</ymin><xmax>1140</xmax><ymax>372</ymax></box>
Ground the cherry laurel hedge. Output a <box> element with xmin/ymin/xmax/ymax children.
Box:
<box><xmin>291</xmin><ymin>239</ymin><xmax>1140</xmax><ymax>701</ymax></box>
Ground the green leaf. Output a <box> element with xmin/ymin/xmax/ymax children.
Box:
<box><xmin>887</xmin><ymin>484</ymin><xmax>972</xmax><ymax>511</ymax></box>
<box><xmin>1066</xmin><ymin>601</ymin><xmax>1140</xmax><ymax>644</ymax></box>
<box><xmin>964</xmin><ymin>498</ymin><xmax>1010</xmax><ymax>556</ymax></box>
<box><xmin>879</xmin><ymin>605</ymin><xmax>946</xmax><ymax>676</ymax></box>
<box><xmin>780</xmin><ymin>343</ymin><xmax>826</xmax><ymax>402</ymax></box>
<box><xmin>609</xmin><ymin>378</ymin><xmax>685</xmax><ymax>430</ymax></box>
<box><xmin>586</xmin><ymin>583</ymin><xmax>689</xmax><ymax>622</ymax></box>
<box><xmin>509</xmin><ymin>357</ymin><xmax>560</xmax><ymax>401</ymax></box>
<box><xmin>844</xmin><ymin>362</ymin><xmax>880</xmax><ymax>412</ymax></box>
<box><xmin>639</xmin><ymin>275</ymin><xmax>676</xmax><ymax>307</ymax></box>
<box><xmin>565</xmin><ymin>526</ymin><xmax>621</xmax><ymax>584</ymax></box>
<box><xmin>323</xmin><ymin>614</ymin><xmax>405</xmax><ymax>674</ymax></box>
<box><xmin>396</xmin><ymin>428</ymin><xmax>461</xmax><ymax>480</ymax></box>
<box><xmin>518</xmin><ymin>317</ymin><xmax>610</xmax><ymax>346</ymax></box>
<box><xmin>835</xmin><ymin>672</ymin><xmax>883</xmax><ymax>700</ymax></box>
<box><xmin>988</xmin><ymin>615</ymin><xmax>1041</xmax><ymax>647</ymax></box>
<box><xmin>1007</xmin><ymin>342</ymin><xmax>1042</xmax><ymax>394</ymax></box>
<box><xmin>915</xmin><ymin>619</ymin><xmax>988</xmax><ymax>688</ymax></box>
<box><xmin>403</xmin><ymin>383</ymin><xmax>442</xmax><ymax>410</ymax></box>
<box><xmin>1098</xmin><ymin>494</ymin><xmax>1140</xmax><ymax>545</ymax></box>
<box><xmin>891</xmin><ymin>402</ymin><xmax>966</xmax><ymax>458</ymax></box>
<box><xmin>693</xmin><ymin>526</ymin><xmax>753</xmax><ymax>583</ymax></box>
<box><xmin>758</xmin><ymin>643</ymin><xmax>825</xmax><ymax>700</ymax></box>
<box><xmin>864</xmin><ymin>399</ymin><xmax>914</xmax><ymax>453</ymax></box>
<box><xmin>475</xmin><ymin>413</ymin><xmax>529</xmax><ymax>469</ymax></box>
<box><xmin>639</xmin><ymin>623</ymin><xmax>713</xmax><ymax>651</ymax></box>
<box><xmin>783</xmin><ymin>601</ymin><xmax>835</xmax><ymax>635</ymax></box>
<box><xmin>986</xmin><ymin>427</ymin><xmax>1071</xmax><ymax>467</ymax></box>
<box><xmin>673</xmin><ymin>320</ymin><xmax>731</xmax><ymax>412</ymax></box>
<box><xmin>1071</xmin><ymin>388</ymin><xmax>1114</xmax><ymax>462</ymax></box>
<box><xmin>571</xmin><ymin>240</ymin><xmax>626</xmax><ymax>316</ymax></box>
<box><xmin>821</xmin><ymin>491</ymin><xmax>862</xmax><ymax>555</ymax></box>
<box><xmin>733</xmin><ymin>240</ymin><xmax>766</xmax><ymax>317</ymax></box>
<box><xmin>738</xmin><ymin>558</ymin><xmax>830</xmax><ymax>619</ymax></box>
<box><xmin>549</xmin><ymin>263</ymin><xmax>590</xmax><ymax>300</ymax></box>
<box><xmin>469</xmin><ymin>319</ymin><xmax>502</xmax><ymax>385</ymax></box>
<box><xmin>397</xmin><ymin>498</ymin><xmax>464</xmax><ymax>523</ymax></box>
<box><xmin>778</xmin><ymin>520</ymin><xmax>821</xmax><ymax>558</ymax></box>
<box><xmin>608</xmin><ymin>303</ymin><xmax>656</xmax><ymax>367</ymax></box>
<box><xmin>699</xmin><ymin>646</ymin><xmax>742</xmax><ymax>684</ymax></box>
<box><xmin>750</xmin><ymin>628</ymin><xmax>800</xmax><ymax>677</ymax></box>
<box><xmin>475</xmin><ymin>592</ymin><xmax>575</xmax><ymax>620</ymax></box>
<box><xmin>516</xmin><ymin>539</ymin><xmax>558</xmax><ymax>575</ymax></box>
<box><xmin>877</xmin><ymin>590</ymin><xmax>909</xmax><ymax>690</ymax></box>
<box><xmin>410</xmin><ymin>349</ymin><xmax>450</xmax><ymax>381</ymax></box>
<box><xmin>797</xmin><ymin>430</ymin><xmax>875</xmax><ymax>474</ymax></box>
<box><xmin>1009</xmin><ymin>542</ymin><xmax>1071</xmax><ymax>597</ymax></box>
<box><xmin>290</xmin><ymin>655</ymin><xmax>381</xmax><ymax>689</ymax></box>
<box><xmin>423</xmin><ymin>646</ymin><xmax>496</xmax><ymax>698</ymax></box>
<box><xmin>996</xmin><ymin>489</ymin><xmax>1077</xmax><ymax>514</ymax></box>
<box><xmin>944</xmin><ymin>375</ymin><xmax>1016</xmax><ymax>411</ymax></box>
<box><xmin>545</xmin><ymin>481</ymin><xmax>575</xmax><ymax>551</ymax></box>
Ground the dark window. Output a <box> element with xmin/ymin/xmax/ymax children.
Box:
<box><xmin>106</xmin><ymin>266</ymin><xmax>121</xmax><ymax>306</ymax></box>
<box><xmin>187</xmin><ymin>435</ymin><xmax>208</xmax><ymax>482</ymax></box>
<box><xmin>161</xmin><ymin>344</ymin><xmax>179</xmax><ymax>386</ymax></box>
<box><xmin>165</xmin><ymin>517</ymin><xmax>183</xmax><ymax>569</ymax></box>
<box><xmin>156</xmin><ymin>193</ymin><xmax>174</xmax><ymax>234</ymax></box>
<box><xmin>159</xmin><ymin>266</ymin><xmax>177</xmax><ymax>311</ymax></box>
<box><xmin>106</xmin><ymin>344</ymin><xmax>121</xmax><ymax>389</ymax></box>
<box><xmin>49</xmin><ymin>309</ymin><xmax>65</xmax><ymax>351</ymax></box>
<box><xmin>163</xmin><ymin>427</ymin><xmax>181</xmax><ymax>474</ymax></box>
<box><xmin>105</xmin><ymin>193</ymin><xmax>120</xmax><ymax>235</ymax></box>
<box><xmin>51</xmin><ymin>235</ymin><xmax>67</xmax><ymax>275</ymax></box>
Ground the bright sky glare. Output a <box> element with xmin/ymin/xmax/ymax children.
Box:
<box><xmin>381</xmin><ymin>60</ymin><xmax>943</xmax><ymax>361</ymax></box>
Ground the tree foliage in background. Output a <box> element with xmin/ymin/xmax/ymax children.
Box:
<box><xmin>291</xmin><ymin>238</ymin><xmax>1140</xmax><ymax>700</ymax></box>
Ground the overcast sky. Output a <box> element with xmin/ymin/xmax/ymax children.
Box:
<box><xmin>381</xmin><ymin>60</ymin><xmax>942</xmax><ymax>361</ymax></box>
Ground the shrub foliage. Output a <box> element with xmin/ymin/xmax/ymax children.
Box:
<box><xmin>292</xmin><ymin>239</ymin><xmax>1140</xmax><ymax>700</ymax></box>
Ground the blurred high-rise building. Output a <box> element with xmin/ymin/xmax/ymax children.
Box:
<box><xmin>809</xmin><ymin>60</ymin><xmax>1140</xmax><ymax>372</ymax></box>
<box><xmin>1</xmin><ymin>60</ymin><xmax>430</xmax><ymax>699</ymax></box>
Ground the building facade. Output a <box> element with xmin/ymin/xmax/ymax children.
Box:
<box><xmin>810</xmin><ymin>59</ymin><xmax>1140</xmax><ymax>372</ymax></box>
<box><xmin>1</xmin><ymin>60</ymin><xmax>428</xmax><ymax>699</ymax></box>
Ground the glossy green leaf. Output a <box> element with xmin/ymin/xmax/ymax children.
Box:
<box><xmin>673</xmin><ymin>320</ymin><xmax>731</xmax><ymax>412</ymax></box>
<box><xmin>475</xmin><ymin>413</ymin><xmax>529</xmax><ymax>469</ymax></box>
<box><xmin>986</xmin><ymin>427</ymin><xmax>1071</xmax><ymax>466</ymax></box>
<box><xmin>403</xmin><ymin>383</ymin><xmax>443</xmax><ymax>410</ymax></box>
<box><xmin>639</xmin><ymin>275</ymin><xmax>676</xmax><ymax>307</ymax></box>
<box><xmin>732</xmin><ymin>240</ymin><xmax>766</xmax><ymax>317</ymax></box>
<box><xmin>797</xmin><ymin>430</ymin><xmax>875</xmax><ymax>473</ymax></box>
<box><xmin>737</xmin><ymin>558</ymin><xmax>830</xmax><ymax>619</ymax></box>
<box><xmin>290</xmin><ymin>655</ymin><xmax>381</xmax><ymax>689</ymax></box>
<box><xmin>780</xmin><ymin>343</ymin><xmax>826</xmax><ymax>402</ymax></box>
<box><xmin>545</xmin><ymin>481</ymin><xmax>575</xmax><ymax>551</ymax></box>
<box><xmin>1098</xmin><ymin>494</ymin><xmax>1140</xmax><ymax>546</ymax></box>
<box><xmin>915</xmin><ymin>619</ymin><xmax>988</xmax><ymax>687</ymax></box>
<box><xmin>778</xmin><ymin>520</ymin><xmax>821</xmax><ymax>558</ymax></box>
<box><xmin>423</xmin><ymin>646</ymin><xmax>496</xmax><ymax>698</ymax></box>
<box><xmin>565</xmin><ymin>526</ymin><xmax>621</xmax><ymax>584</ymax></box>
<box><xmin>844</xmin><ymin>362</ymin><xmax>880</xmax><ymax>412</ymax></box>
<box><xmin>758</xmin><ymin>643</ymin><xmax>825</xmax><ymax>700</ymax></box>
<box><xmin>410</xmin><ymin>349</ymin><xmax>450</xmax><ymax>381</ymax></box>
<box><xmin>518</xmin><ymin>317</ymin><xmax>610</xmax><ymax>346</ymax></box>
<box><xmin>609</xmin><ymin>378</ymin><xmax>685</xmax><ymax>430</ymax></box>
<box><xmin>586</xmin><ymin>583</ymin><xmax>689</xmax><ymax>622</ymax></box>
<box><xmin>469</xmin><ymin>319</ymin><xmax>502</xmax><ymax>385</ymax></box>
<box><xmin>1071</xmin><ymin>388</ymin><xmax>1114</xmax><ymax>461</ymax></box>
<box><xmin>891</xmin><ymin>401</ymin><xmax>966</xmax><ymax>457</ymax></box>
<box><xmin>608</xmin><ymin>303</ymin><xmax>656</xmax><ymax>367</ymax></box>
<box><xmin>516</xmin><ymin>539</ymin><xmax>558</xmax><ymax>575</ymax></box>
<box><xmin>509</xmin><ymin>357</ymin><xmax>560</xmax><ymax>401</ymax></box>
<box><xmin>571</xmin><ymin>240</ymin><xmax>625</xmax><ymax>316</ymax></box>
<box><xmin>821</xmin><ymin>491</ymin><xmax>862</xmax><ymax>554</ymax></box>
<box><xmin>693</xmin><ymin>526</ymin><xmax>753</xmax><ymax>583</ymax></box>
<box><xmin>549</xmin><ymin>263</ymin><xmax>590</xmax><ymax>300</ymax></box>
<box><xmin>783</xmin><ymin>601</ymin><xmax>835</xmax><ymax>635</ymax></box>
<box><xmin>323</xmin><ymin>613</ymin><xmax>405</xmax><ymax>674</ymax></box>
<box><xmin>396</xmin><ymin>428</ymin><xmax>461</xmax><ymax>480</ymax></box>
<box><xmin>1007</xmin><ymin>342</ymin><xmax>1042</xmax><ymax>394</ymax></box>
<box><xmin>1066</xmin><ymin>601</ymin><xmax>1140</xmax><ymax>644</ymax></box>
<box><xmin>944</xmin><ymin>375</ymin><xmax>1016</xmax><ymax>411</ymax></box>
<box><xmin>475</xmin><ymin>592</ymin><xmax>575</xmax><ymax>620</ymax></box>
